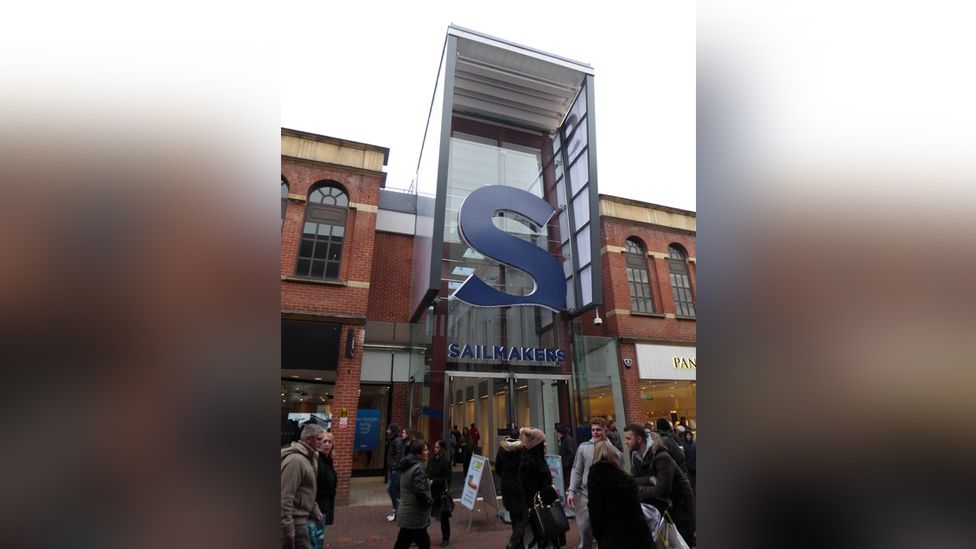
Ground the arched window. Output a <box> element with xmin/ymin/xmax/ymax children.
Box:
<box><xmin>296</xmin><ymin>182</ymin><xmax>348</xmax><ymax>279</ymax></box>
<box><xmin>281</xmin><ymin>176</ymin><xmax>289</xmax><ymax>222</ymax></box>
<box><xmin>625</xmin><ymin>238</ymin><xmax>654</xmax><ymax>313</ymax></box>
<box><xmin>668</xmin><ymin>244</ymin><xmax>695</xmax><ymax>317</ymax></box>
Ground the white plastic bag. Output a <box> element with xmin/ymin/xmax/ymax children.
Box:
<box><xmin>655</xmin><ymin>514</ymin><xmax>691</xmax><ymax>549</ymax></box>
<box><xmin>642</xmin><ymin>503</ymin><xmax>663</xmax><ymax>538</ymax></box>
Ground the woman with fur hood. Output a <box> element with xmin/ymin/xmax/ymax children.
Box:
<box><xmin>495</xmin><ymin>429</ymin><xmax>524</xmax><ymax>549</ymax></box>
<box><xmin>518</xmin><ymin>427</ymin><xmax>564</xmax><ymax>548</ymax></box>
<box><xmin>586</xmin><ymin>439</ymin><xmax>654</xmax><ymax>548</ymax></box>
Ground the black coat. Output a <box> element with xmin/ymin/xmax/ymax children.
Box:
<box><xmin>586</xmin><ymin>462</ymin><xmax>654</xmax><ymax>549</ymax></box>
<box><xmin>315</xmin><ymin>454</ymin><xmax>337</xmax><ymax>525</ymax></box>
<box><xmin>636</xmin><ymin>448</ymin><xmax>696</xmax><ymax>544</ymax></box>
<box><xmin>684</xmin><ymin>441</ymin><xmax>696</xmax><ymax>472</ymax></box>
<box><xmin>558</xmin><ymin>435</ymin><xmax>576</xmax><ymax>470</ymax></box>
<box><xmin>495</xmin><ymin>439</ymin><xmax>524</xmax><ymax>516</ymax></box>
<box><xmin>519</xmin><ymin>445</ymin><xmax>562</xmax><ymax>547</ymax></box>
<box><xmin>426</xmin><ymin>453</ymin><xmax>452</xmax><ymax>516</ymax></box>
<box><xmin>661</xmin><ymin>433</ymin><xmax>688</xmax><ymax>474</ymax></box>
<box><xmin>386</xmin><ymin>434</ymin><xmax>405</xmax><ymax>473</ymax></box>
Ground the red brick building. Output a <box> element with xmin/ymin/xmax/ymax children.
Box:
<box><xmin>580</xmin><ymin>195</ymin><xmax>697</xmax><ymax>429</ymax></box>
<box><xmin>280</xmin><ymin>128</ymin><xmax>697</xmax><ymax>506</ymax></box>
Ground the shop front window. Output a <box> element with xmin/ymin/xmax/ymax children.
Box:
<box><xmin>638</xmin><ymin>380</ymin><xmax>697</xmax><ymax>428</ymax></box>
<box><xmin>572</xmin><ymin>333</ymin><xmax>625</xmax><ymax>439</ymax></box>
<box><xmin>281</xmin><ymin>380</ymin><xmax>334</xmax><ymax>447</ymax></box>
<box><xmin>352</xmin><ymin>384</ymin><xmax>391</xmax><ymax>474</ymax></box>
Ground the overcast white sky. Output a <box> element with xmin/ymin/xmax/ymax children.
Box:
<box><xmin>281</xmin><ymin>1</ymin><xmax>695</xmax><ymax>212</ymax></box>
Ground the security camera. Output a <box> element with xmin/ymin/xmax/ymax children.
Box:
<box><xmin>593</xmin><ymin>316</ymin><xmax>603</xmax><ymax>326</ymax></box>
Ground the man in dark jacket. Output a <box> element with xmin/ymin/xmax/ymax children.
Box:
<box><xmin>655</xmin><ymin>418</ymin><xmax>689</xmax><ymax>474</ymax></box>
<box><xmin>637</xmin><ymin>430</ymin><xmax>696</xmax><ymax>547</ymax></box>
<box><xmin>495</xmin><ymin>430</ymin><xmax>524</xmax><ymax>549</ymax></box>
<box><xmin>606</xmin><ymin>419</ymin><xmax>624</xmax><ymax>452</ymax></box>
<box><xmin>385</xmin><ymin>423</ymin><xmax>405</xmax><ymax>521</ymax></box>
<box><xmin>557</xmin><ymin>425</ymin><xmax>576</xmax><ymax>493</ymax></box>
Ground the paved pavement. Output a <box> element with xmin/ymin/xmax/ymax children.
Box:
<box><xmin>324</xmin><ymin>502</ymin><xmax>582</xmax><ymax>548</ymax></box>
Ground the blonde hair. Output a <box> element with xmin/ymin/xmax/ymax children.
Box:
<box><xmin>592</xmin><ymin>439</ymin><xmax>626</xmax><ymax>473</ymax></box>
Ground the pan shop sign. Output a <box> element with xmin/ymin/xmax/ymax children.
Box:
<box><xmin>448</xmin><ymin>343</ymin><xmax>566</xmax><ymax>364</ymax></box>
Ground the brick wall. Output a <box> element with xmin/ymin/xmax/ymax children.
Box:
<box><xmin>330</xmin><ymin>325</ymin><xmax>364</xmax><ymax>506</ymax></box>
<box><xmin>616</xmin><ymin>342</ymin><xmax>645</xmax><ymax>425</ymax></box>
<box><xmin>391</xmin><ymin>382</ymin><xmax>410</xmax><ymax>429</ymax></box>
<box><xmin>599</xmin><ymin>217</ymin><xmax>697</xmax><ymax>344</ymax></box>
<box><xmin>280</xmin><ymin>159</ymin><xmax>382</xmax><ymax>318</ymax></box>
<box><xmin>596</xmin><ymin>216</ymin><xmax>697</xmax><ymax>427</ymax></box>
<box><xmin>366</xmin><ymin>232</ymin><xmax>415</xmax><ymax>322</ymax></box>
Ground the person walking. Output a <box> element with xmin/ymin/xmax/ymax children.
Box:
<box><xmin>469</xmin><ymin>423</ymin><xmax>481</xmax><ymax>456</ymax></box>
<box><xmin>313</xmin><ymin>431</ymin><xmax>337</xmax><ymax>548</ymax></box>
<box><xmin>586</xmin><ymin>440</ymin><xmax>653</xmax><ymax>548</ymax></box>
<box><xmin>518</xmin><ymin>427</ymin><xmax>563</xmax><ymax>548</ymax></box>
<box><xmin>556</xmin><ymin>426</ymin><xmax>576</xmax><ymax>494</ymax></box>
<box><xmin>460</xmin><ymin>427</ymin><xmax>472</xmax><ymax>471</ymax></box>
<box><xmin>682</xmin><ymin>430</ymin><xmax>697</xmax><ymax>493</ymax></box>
<box><xmin>606</xmin><ymin>419</ymin><xmax>624</xmax><ymax>452</ymax></box>
<box><xmin>634</xmin><ymin>429</ymin><xmax>696</xmax><ymax>548</ymax></box>
<box><xmin>566</xmin><ymin>417</ymin><xmax>622</xmax><ymax>549</ymax></box>
<box><xmin>427</xmin><ymin>440</ymin><xmax>453</xmax><ymax>547</ymax></box>
<box><xmin>450</xmin><ymin>426</ymin><xmax>462</xmax><ymax>466</ymax></box>
<box><xmin>393</xmin><ymin>439</ymin><xmax>433</xmax><ymax>549</ymax></box>
<box><xmin>495</xmin><ymin>428</ymin><xmax>524</xmax><ymax>549</ymax></box>
<box><xmin>655</xmin><ymin>418</ymin><xmax>688</xmax><ymax>475</ymax></box>
<box><xmin>281</xmin><ymin>423</ymin><xmax>325</xmax><ymax>549</ymax></box>
<box><xmin>385</xmin><ymin>423</ymin><xmax>406</xmax><ymax>521</ymax></box>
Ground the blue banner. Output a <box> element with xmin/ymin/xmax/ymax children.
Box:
<box><xmin>354</xmin><ymin>409</ymin><xmax>381</xmax><ymax>451</ymax></box>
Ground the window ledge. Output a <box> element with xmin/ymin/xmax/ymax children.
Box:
<box><xmin>675</xmin><ymin>315</ymin><xmax>697</xmax><ymax>322</ymax></box>
<box><xmin>282</xmin><ymin>275</ymin><xmax>347</xmax><ymax>287</ymax></box>
<box><xmin>630</xmin><ymin>312</ymin><xmax>667</xmax><ymax>318</ymax></box>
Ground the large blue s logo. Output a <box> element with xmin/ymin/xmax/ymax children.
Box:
<box><xmin>453</xmin><ymin>186</ymin><xmax>566</xmax><ymax>311</ymax></box>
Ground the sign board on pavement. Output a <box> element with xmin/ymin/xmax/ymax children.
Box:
<box><xmin>545</xmin><ymin>454</ymin><xmax>566</xmax><ymax>503</ymax></box>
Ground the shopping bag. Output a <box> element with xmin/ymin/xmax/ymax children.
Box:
<box><xmin>308</xmin><ymin>518</ymin><xmax>325</xmax><ymax>549</ymax></box>
<box><xmin>441</xmin><ymin>490</ymin><xmax>456</xmax><ymax>515</ymax></box>
<box><xmin>642</xmin><ymin>503</ymin><xmax>663</xmax><ymax>538</ymax></box>
<box><xmin>528</xmin><ymin>490</ymin><xmax>570</xmax><ymax>541</ymax></box>
<box><xmin>655</xmin><ymin>512</ymin><xmax>690</xmax><ymax>549</ymax></box>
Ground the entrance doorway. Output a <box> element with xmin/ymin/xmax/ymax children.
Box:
<box><xmin>446</xmin><ymin>372</ymin><xmax>573</xmax><ymax>465</ymax></box>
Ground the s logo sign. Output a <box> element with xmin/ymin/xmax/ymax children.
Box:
<box><xmin>453</xmin><ymin>185</ymin><xmax>566</xmax><ymax>311</ymax></box>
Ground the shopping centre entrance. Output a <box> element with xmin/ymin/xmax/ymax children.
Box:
<box><xmin>446</xmin><ymin>371</ymin><xmax>574</xmax><ymax>461</ymax></box>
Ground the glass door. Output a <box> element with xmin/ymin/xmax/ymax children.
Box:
<box><xmin>512</xmin><ymin>375</ymin><xmax>573</xmax><ymax>453</ymax></box>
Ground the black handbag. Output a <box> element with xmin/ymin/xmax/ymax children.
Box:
<box><xmin>441</xmin><ymin>489</ymin><xmax>455</xmax><ymax>515</ymax></box>
<box><xmin>528</xmin><ymin>490</ymin><xmax>570</xmax><ymax>540</ymax></box>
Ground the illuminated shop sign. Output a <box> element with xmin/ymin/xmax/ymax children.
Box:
<box><xmin>672</xmin><ymin>357</ymin><xmax>697</xmax><ymax>369</ymax></box>
<box><xmin>452</xmin><ymin>185</ymin><xmax>566</xmax><ymax>311</ymax></box>
<box><xmin>448</xmin><ymin>342</ymin><xmax>566</xmax><ymax>364</ymax></box>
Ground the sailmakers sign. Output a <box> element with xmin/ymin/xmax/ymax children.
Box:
<box><xmin>452</xmin><ymin>185</ymin><xmax>566</xmax><ymax>311</ymax></box>
<box><xmin>448</xmin><ymin>343</ymin><xmax>567</xmax><ymax>364</ymax></box>
<box><xmin>449</xmin><ymin>185</ymin><xmax>568</xmax><ymax>365</ymax></box>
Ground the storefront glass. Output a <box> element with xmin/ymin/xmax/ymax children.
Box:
<box><xmin>280</xmin><ymin>379</ymin><xmax>334</xmax><ymax>446</ymax></box>
<box><xmin>638</xmin><ymin>380</ymin><xmax>697</xmax><ymax>427</ymax></box>
<box><xmin>351</xmin><ymin>384</ymin><xmax>390</xmax><ymax>474</ymax></box>
<box><xmin>571</xmin><ymin>333</ymin><xmax>625</xmax><ymax>438</ymax></box>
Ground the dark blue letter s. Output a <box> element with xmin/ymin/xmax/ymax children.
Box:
<box><xmin>453</xmin><ymin>186</ymin><xmax>566</xmax><ymax>311</ymax></box>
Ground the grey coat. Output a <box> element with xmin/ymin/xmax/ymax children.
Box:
<box><xmin>395</xmin><ymin>454</ymin><xmax>432</xmax><ymax>529</ymax></box>
<box><xmin>567</xmin><ymin>438</ymin><xmax>623</xmax><ymax>497</ymax></box>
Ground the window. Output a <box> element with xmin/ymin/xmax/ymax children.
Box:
<box><xmin>668</xmin><ymin>245</ymin><xmax>695</xmax><ymax>317</ymax></box>
<box><xmin>625</xmin><ymin>238</ymin><xmax>654</xmax><ymax>313</ymax></box>
<box><xmin>296</xmin><ymin>182</ymin><xmax>348</xmax><ymax>279</ymax></box>
<box><xmin>281</xmin><ymin>176</ymin><xmax>289</xmax><ymax>222</ymax></box>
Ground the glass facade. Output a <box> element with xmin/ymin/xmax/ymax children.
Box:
<box><xmin>403</xmin><ymin>26</ymin><xmax>621</xmax><ymax>463</ymax></box>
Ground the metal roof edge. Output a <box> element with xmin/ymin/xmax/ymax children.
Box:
<box><xmin>447</xmin><ymin>24</ymin><xmax>595</xmax><ymax>76</ymax></box>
